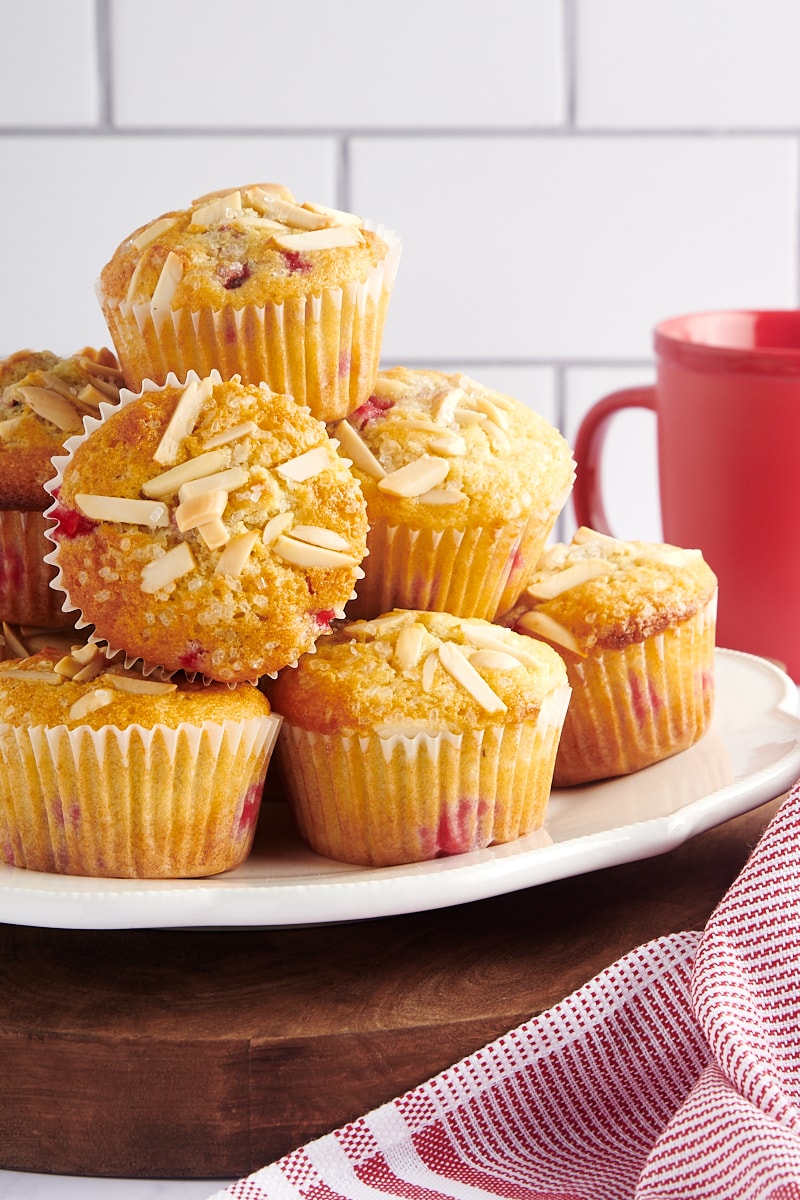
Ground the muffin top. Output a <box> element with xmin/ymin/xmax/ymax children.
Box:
<box><xmin>99</xmin><ymin>182</ymin><xmax>392</xmax><ymax>314</ymax></box>
<box><xmin>267</xmin><ymin>608</ymin><xmax>569</xmax><ymax>735</ymax></box>
<box><xmin>45</xmin><ymin>371</ymin><xmax>369</xmax><ymax>682</ymax></box>
<box><xmin>0</xmin><ymin>347</ymin><xmax>122</xmax><ymax>509</ymax></box>
<box><xmin>0</xmin><ymin>646</ymin><xmax>272</xmax><ymax>732</ymax></box>
<box><xmin>329</xmin><ymin>367</ymin><xmax>575</xmax><ymax>530</ymax></box>
<box><xmin>505</xmin><ymin>527</ymin><xmax>718</xmax><ymax>657</ymax></box>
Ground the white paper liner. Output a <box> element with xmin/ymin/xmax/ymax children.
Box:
<box><xmin>346</xmin><ymin>510</ymin><xmax>556</xmax><ymax>623</ymax></box>
<box><xmin>551</xmin><ymin>597</ymin><xmax>717</xmax><ymax>786</ymax></box>
<box><xmin>0</xmin><ymin>509</ymin><xmax>77</xmax><ymax>628</ymax></box>
<box><xmin>275</xmin><ymin>683</ymin><xmax>570</xmax><ymax>867</ymax></box>
<box><xmin>0</xmin><ymin>712</ymin><xmax>282</xmax><ymax>878</ymax></box>
<box><xmin>99</xmin><ymin>224</ymin><xmax>401</xmax><ymax>423</ymax></box>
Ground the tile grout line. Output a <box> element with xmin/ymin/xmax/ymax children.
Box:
<box><xmin>95</xmin><ymin>0</ymin><xmax>114</xmax><ymax>130</ymax></box>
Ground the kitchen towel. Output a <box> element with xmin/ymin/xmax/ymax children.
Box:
<box><xmin>209</xmin><ymin>779</ymin><xmax>800</xmax><ymax>1200</ymax></box>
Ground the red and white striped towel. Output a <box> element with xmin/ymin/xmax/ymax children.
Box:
<box><xmin>210</xmin><ymin>779</ymin><xmax>800</xmax><ymax>1200</ymax></box>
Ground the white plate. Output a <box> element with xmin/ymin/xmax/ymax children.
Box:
<box><xmin>1</xmin><ymin>648</ymin><xmax>799</xmax><ymax>931</ymax></box>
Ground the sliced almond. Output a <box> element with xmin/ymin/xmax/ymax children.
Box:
<box><xmin>572</xmin><ymin>526</ymin><xmax>619</xmax><ymax>548</ymax></box>
<box><xmin>273</xmin><ymin>226</ymin><xmax>364</xmax><ymax>252</ymax></box>
<box><xmin>525</xmin><ymin>559</ymin><xmax>615</xmax><ymax>601</ymax></box>
<box><xmin>421</xmin><ymin>650</ymin><xmax>438</xmax><ymax>693</ymax></box>
<box><xmin>245</xmin><ymin>193</ymin><xmax>334</xmax><ymax>230</ymax></box>
<box><xmin>437</xmin><ymin>641</ymin><xmax>507</xmax><ymax>713</ymax></box>
<box><xmin>452</xmin><ymin>408</ymin><xmax>487</xmax><ymax>426</ymax></box>
<box><xmin>143</xmin><ymin>449</ymin><xmax>227</xmax><ymax>498</ymax></box>
<box><xmin>140</xmin><ymin>543</ymin><xmax>196</xmax><ymax>593</ymax></box>
<box><xmin>342</xmin><ymin>612</ymin><xmax>410</xmax><ymax>638</ymax></box>
<box><xmin>261</xmin><ymin>511</ymin><xmax>294</xmax><ymax>545</ymax></box>
<box><xmin>191</xmin><ymin>191</ymin><xmax>243</xmax><ymax>228</ymax></box>
<box><xmin>123</xmin><ymin>253</ymin><xmax>149</xmax><ymax>308</ymax></box>
<box><xmin>69</xmin><ymin>688</ymin><xmax>115</xmax><ymax>720</ymax></box>
<box><xmin>71</xmin><ymin>643</ymin><xmax>103</xmax><ymax>666</ymax></box>
<box><xmin>416</xmin><ymin>487</ymin><xmax>467</xmax><ymax>505</ymax></box>
<box><xmin>430</xmin><ymin>386</ymin><xmax>466</xmax><ymax>423</ymax></box>
<box><xmin>177</xmin><ymin>466</ymin><xmax>249</xmax><ymax>504</ymax></box>
<box><xmin>272</xmin><ymin>535</ymin><xmax>359</xmax><ymax>570</ymax></box>
<box><xmin>215</xmin><ymin>530</ymin><xmax>260</xmax><ymax>577</ymax></box>
<box><xmin>468</xmin><ymin>395</ymin><xmax>510</xmax><ymax>429</ymax></box>
<box><xmin>384</xmin><ymin>417</ymin><xmax>443</xmax><ymax>434</ymax></box>
<box><xmin>197</xmin><ymin>518</ymin><xmax>230</xmax><ymax>550</ymax></box>
<box><xmin>131</xmin><ymin>216</ymin><xmax>178</xmax><ymax>252</ymax></box>
<box><xmin>395</xmin><ymin>623</ymin><xmax>427</xmax><ymax>672</ymax></box>
<box><xmin>150</xmin><ymin>250</ymin><xmax>183</xmax><ymax>326</ymax></box>
<box><xmin>0</xmin><ymin>415</ymin><xmax>25</xmax><ymax>439</ymax></box>
<box><xmin>72</xmin><ymin>655</ymin><xmax>106</xmax><ymax>683</ymax></box>
<box><xmin>203</xmin><ymin>421</ymin><xmax>258</xmax><ymax>450</ymax></box>
<box><xmin>18</xmin><ymin>387</ymin><xmax>82</xmax><ymax>432</ymax></box>
<box><xmin>230</xmin><ymin>214</ymin><xmax>290</xmax><ymax>234</ymax></box>
<box><xmin>377</xmin><ymin>455</ymin><xmax>449</xmax><ymax>499</ymax></box>
<box><xmin>468</xmin><ymin>649</ymin><xmax>524</xmax><ymax>671</ymax></box>
<box><xmin>37</xmin><ymin>372</ymin><xmax>81</xmax><ymax>401</ymax></box>
<box><xmin>303</xmin><ymin>200</ymin><xmax>363</xmax><ymax>227</ymax></box>
<box><xmin>459</xmin><ymin>623</ymin><xmax>545</xmax><ymax>670</ymax></box>
<box><xmin>0</xmin><ymin>667</ymin><xmax>63</xmax><ymax>684</ymax></box>
<box><xmin>288</xmin><ymin>525</ymin><xmax>352</xmax><ymax>552</ymax></box>
<box><xmin>276</xmin><ymin>445</ymin><xmax>331</xmax><ymax>483</ymax></box>
<box><xmin>428</xmin><ymin>434</ymin><xmax>467</xmax><ymax>456</ymax></box>
<box><xmin>103</xmin><ymin>673</ymin><xmax>178</xmax><ymax>695</ymax></box>
<box><xmin>515</xmin><ymin>611</ymin><xmax>584</xmax><ymax>656</ymax></box>
<box><xmin>153</xmin><ymin>376</ymin><xmax>214</xmax><ymax>466</ymax></box>
<box><xmin>333</xmin><ymin>420</ymin><xmax>386</xmax><ymax>480</ymax></box>
<box><xmin>75</xmin><ymin>383</ymin><xmax>113</xmax><ymax>410</ymax></box>
<box><xmin>372</xmin><ymin>376</ymin><xmax>412</xmax><ymax>400</ymax></box>
<box><xmin>75</xmin><ymin>494</ymin><xmax>169</xmax><ymax>528</ymax></box>
<box><xmin>480</xmin><ymin>419</ymin><xmax>511</xmax><ymax>451</ymax></box>
<box><xmin>175</xmin><ymin>488</ymin><xmax>227</xmax><ymax>533</ymax></box>
<box><xmin>78</xmin><ymin>356</ymin><xmax>125</xmax><ymax>381</ymax></box>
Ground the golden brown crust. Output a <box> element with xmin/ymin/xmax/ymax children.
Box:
<box><xmin>267</xmin><ymin>609</ymin><xmax>568</xmax><ymax>735</ymax></box>
<box><xmin>504</xmin><ymin>527</ymin><xmax>718</xmax><ymax>657</ymax></box>
<box><xmin>47</xmin><ymin>374</ymin><xmax>368</xmax><ymax>682</ymax></box>
<box><xmin>0</xmin><ymin>649</ymin><xmax>272</xmax><ymax>732</ymax></box>
<box><xmin>99</xmin><ymin>184</ymin><xmax>390</xmax><ymax>312</ymax></box>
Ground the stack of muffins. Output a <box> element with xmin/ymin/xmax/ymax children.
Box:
<box><xmin>0</xmin><ymin>180</ymin><xmax>717</xmax><ymax>878</ymax></box>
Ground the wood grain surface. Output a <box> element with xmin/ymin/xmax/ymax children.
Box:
<box><xmin>0</xmin><ymin>794</ymin><xmax>784</xmax><ymax>1180</ymax></box>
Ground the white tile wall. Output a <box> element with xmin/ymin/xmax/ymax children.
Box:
<box><xmin>1</xmin><ymin>0</ymin><xmax>799</xmax><ymax>545</ymax></box>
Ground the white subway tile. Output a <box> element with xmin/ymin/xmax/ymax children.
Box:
<box><xmin>352</xmin><ymin>135</ymin><xmax>797</xmax><ymax>362</ymax></box>
<box><xmin>577</xmin><ymin>0</ymin><xmax>800</xmax><ymax>129</ymax></box>
<box><xmin>563</xmin><ymin>366</ymin><xmax>662</xmax><ymax>544</ymax></box>
<box><xmin>0</xmin><ymin>136</ymin><xmax>337</xmax><ymax>356</ymax></box>
<box><xmin>109</xmin><ymin>0</ymin><xmax>564</xmax><ymax>129</ymax></box>
<box><xmin>0</xmin><ymin>1</ymin><xmax>99</xmax><ymax>126</ymax></box>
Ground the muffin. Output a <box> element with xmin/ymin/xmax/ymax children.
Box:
<box><xmin>0</xmin><ymin>645</ymin><xmax>282</xmax><ymax>878</ymax></box>
<box><xmin>97</xmin><ymin>182</ymin><xmax>401</xmax><ymax>422</ymax></box>
<box><xmin>331</xmin><ymin>367</ymin><xmax>575</xmax><ymax>621</ymax></box>
<box><xmin>43</xmin><ymin>371</ymin><xmax>369</xmax><ymax>682</ymax></box>
<box><xmin>266</xmin><ymin>609</ymin><xmax>571</xmax><ymax>867</ymax></box>
<box><xmin>0</xmin><ymin>346</ymin><xmax>122</xmax><ymax>626</ymax></box>
<box><xmin>1</xmin><ymin>620</ymin><xmax>80</xmax><ymax>662</ymax></box>
<box><xmin>502</xmin><ymin>527</ymin><xmax>718</xmax><ymax>786</ymax></box>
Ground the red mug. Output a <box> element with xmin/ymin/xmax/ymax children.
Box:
<box><xmin>572</xmin><ymin>310</ymin><xmax>800</xmax><ymax>680</ymax></box>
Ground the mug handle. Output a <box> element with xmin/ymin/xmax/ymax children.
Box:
<box><xmin>572</xmin><ymin>386</ymin><xmax>656</xmax><ymax>535</ymax></box>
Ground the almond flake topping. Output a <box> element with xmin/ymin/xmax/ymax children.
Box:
<box><xmin>191</xmin><ymin>191</ymin><xmax>243</xmax><ymax>228</ymax></box>
<box><xmin>261</xmin><ymin>512</ymin><xmax>294</xmax><ymax>545</ymax></box>
<box><xmin>69</xmin><ymin>688</ymin><xmax>115</xmax><ymax>721</ymax></box>
<box><xmin>516</xmin><ymin>611</ymin><xmax>584</xmax><ymax>656</ymax></box>
<box><xmin>525</xmin><ymin>558</ymin><xmax>615</xmax><ymax>602</ymax></box>
<box><xmin>276</xmin><ymin>445</ymin><xmax>331</xmax><ymax>483</ymax></box>
<box><xmin>289</xmin><ymin>525</ymin><xmax>352</xmax><ymax>552</ymax></box>
<box><xmin>303</xmin><ymin>200</ymin><xmax>363</xmax><ymax>227</ymax></box>
<box><xmin>372</xmin><ymin>376</ymin><xmax>413</xmax><ymax>400</ymax></box>
<box><xmin>0</xmin><ymin>667</ymin><xmax>63</xmax><ymax>684</ymax></box>
<box><xmin>102</xmin><ymin>674</ymin><xmax>178</xmax><ymax>695</ymax></box>
<box><xmin>572</xmin><ymin>526</ymin><xmax>619</xmax><ymax>548</ymax></box>
<box><xmin>203</xmin><ymin>421</ymin><xmax>258</xmax><ymax>450</ymax></box>
<box><xmin>177</xmin><ymin>466</ymin><xmax>248</xmax><ymax>504</ymax></box>
<box><xmin>150</xmin><ymin>251</ymin><xmax>183</xmax><ymax>326</ymax></box>
<box><xmin>75</xmin><ymin>494</ymin><xmax>169</xmax><ymax>529</ymax></box>
<box><xmin>153</xmin><ymin>377</ymin><xmax>214</xmax><ymax>466</ymax></box>
<box><xmin>452</xmin><ymin>408</ymin><xmax>487</xmax><ymax>426</ymax></box>
<box><xmin>230</xmin><ymin>214</ymin><xmax>290</xmax><ymax>234</ymax></box>
<box><xmin>459</xmin><ymin>623</ymin><xmax>544</xmax><ymax>670</ymax></box>
<box><xmin>131</xmin><ymin>216</ymin><xmax>178</xmax><ymax>252</ymax></box>
<box><xmin>141</xmin><ymin>542</ymin><xmax>196</xmax><ymax>594</ymax></box>
<box><xmin>198</xmin><ymin>518</ymin><xmax>229</xmax><ymax>550</ymax></box>
<box><xmin>143</xmin><ymin>449</ymin><xmax>227</xmax><ymax>498</ymax></box>
<box><xmin>244</xmin><ymin>191</ymin><xmax>334</xmax><ymax>230</ymax></box>
<box><xmin>272</xmin><ymin>535</ymin><xmax>359</xmax><ymax>570</ymax></box>
<box><xmin>437</xmin><ymin>641</ymin><xmax>507</xmax><ymax>713</ymax></box>
<box><xmin>273</xmin><ymin>226</ymin><xmax>364</xmax><ymax>252</ymax></box>
<box><xmin>468</xmin><ymin>649</ymin><xmax>524</xmax><ymax>671</ymax></box>
<box><xmin>215</xmin><ymin>531</ymin><xmax>260</xmax><ymax>578</ymax></box>
<box><xmin>334</xmin><ymin>420</ymin><xmax>386</xmax><ymax>479</ymax></box>
<box><xmin>378</xmin><ymin>455</ymin><xmax>450</xmax><ymax>499</ymax></box>
<box><xmin>417</xmin><ymin>487</ymin><xmax>467</xmax><ymax>506</ymax></box>
<box><xmin>395</xmin><ymin>623</ymin><xmax>427</xmax><ymax>672</ymax></box>
<box><xmin>76</xmin><ymin>383</ymin><xmax>112</xmax><ymax>410</ymax></box>
<box><xmin>18</xmin><ymin>387</ymin><xmax>82</xmax><ymax>431</ymax></box>
<box><xmin>430</xmin><ymin>386</ymin><xmax>466</xmax><ymax>423</ymax></box>
<box><xmin>428</xmin><ymin>433</ymin><xmax>467</xmax><ymax>457</ymax></box>
<box><xmin>175</xmin><ymin>488</ymin><xmax>227</xmax><ymax>533</ymax></box>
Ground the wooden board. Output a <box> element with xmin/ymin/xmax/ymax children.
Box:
<box><xmin>0</xmin><ymin>795</ymin><xmax>783</xmax><ymax>1180</ymax></box>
